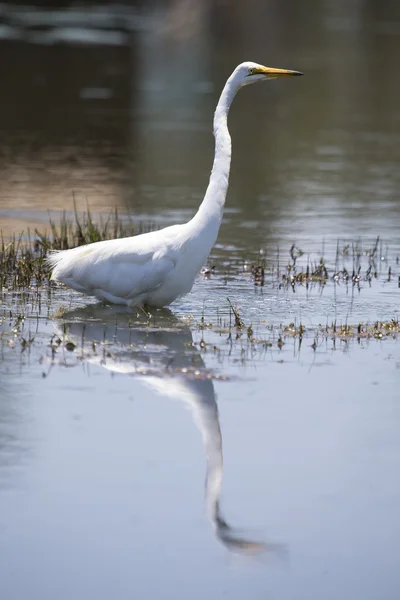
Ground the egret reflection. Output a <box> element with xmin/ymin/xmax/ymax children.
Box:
<box><xmin>54</xmin><ymin>304</ymin><xmax>283</xmax><ymax>556</ymax></box>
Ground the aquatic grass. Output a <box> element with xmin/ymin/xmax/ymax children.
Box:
<box><xmin>0</xmin><ymin>229</ymin><xmax>49</xmax><ymax>290</ymax></box>
<box><xmin>1</xmin><ymin>212</ymin><xmax>399</xmax><ymax>374</ymax></box>
<box><xmin>244</xmin><ymin>237</ymin><xmax>399</xmax><ymax>292</ymax></box>
<box><xmin>0</xmin><ymin>207</ymin><xmax>154</xmax><ymax>293</ymax></box>
<box><xmin>37</xmin><ymin>204</ymin><xmax>143</xmax><ymax>251</ymax></box>
<box><xmin>1</xmin><ymin>207</ymin><xmax>397</xmax><ymax>298</ymax></box>
<box><xmin>1</xmin><ymin>287</ymin><xmax>400</xmax><ymax>377</ymax></box>
<box><xmin>227</xmin><ymin>297</ymin><xmax>245</xmax><ymax>329</ymax></box>
<box><xmin>1</xmin><ymin>213</ymin><xmax>399</xmax><ymax>384</ymax></box>
<box><xmin>281</xmin><ymin>319</ymin><xmax>400</xmax><ymax>341</ymax></box>
<box><xmin>192</xmin><ymin>303</ymin><xmax>400</xmax><ymax>353</ymax></box>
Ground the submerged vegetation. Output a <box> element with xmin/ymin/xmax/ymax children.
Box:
<box><xmin>246</xmin><ymin>238</ymin><xmax>398</xmax><ymax>292</ymax></box>
<box><xmin>1</xmin><ymin>303</ymin><xmax>399</xmax><ymax>382</ymax></box>
<box><xmin>1</xmin><ymin>208</ymin><xmax>398</xmax><ymax>296</ymax></box>
<box><xmin>1</xmin><ymin>208</ymin><xmax>399</xmax><ymax>379</ymax></box>
<box><xmin>1</xmin><ymin>287</ymin><xmax>399</xmax><ymax>380</ymax></box>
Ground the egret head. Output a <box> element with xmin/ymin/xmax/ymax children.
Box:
<box><xmin>233</xmin><ymin>61</ymin><xmax>303</xmax><ymax>88</ymax></box>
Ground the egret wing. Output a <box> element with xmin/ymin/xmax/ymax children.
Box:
<box><xmin>49</xmin><ymin>239</ymin><xmax>177</xmax><ymax>301</ymax></box>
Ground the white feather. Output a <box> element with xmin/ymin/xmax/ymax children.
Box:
<box><xmin>47</xmin><ymin>61</ymin><xmax>302</xmax><ymax>307</ymax></box>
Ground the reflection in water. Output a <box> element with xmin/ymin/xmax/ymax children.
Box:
<box><xmin>54</xmin><ymin>304</ymin><xmax>283</xmax><ymax>556</ymax></box>
<box><xmin>0</xmin><ymin>379</ymin><xmax>27</xmax><ymax>489</ymax></box>
<box><xmin>1</xmin><ymin>1</ymin><xmax>400</xmax><ymax>246</ymax></box>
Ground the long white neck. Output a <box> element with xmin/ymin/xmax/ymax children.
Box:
<box><xmin>189</xmin><ymin>75</ymin><xmax>239</xmax><ymax>243</ymax></box>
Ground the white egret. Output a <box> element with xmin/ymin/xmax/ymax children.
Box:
<box><xmin>47</xmin><ymin>61</ymin><xmax>303</xmax><ymax>306</ymax></box>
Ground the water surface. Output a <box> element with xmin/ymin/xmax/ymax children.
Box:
<box><xmin>1</xmin><ymin>3</ymin><xmax>400</xmax><ymax>599</ymax></box>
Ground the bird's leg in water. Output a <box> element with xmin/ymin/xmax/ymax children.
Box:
<box><xmin>140</xmin><ymin>304</ymin><xmax>151</xmax><ymax>319</ymax></box>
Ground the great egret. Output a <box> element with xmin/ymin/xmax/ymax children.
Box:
<box><xmin>47</xmin><ymin>61</ymin><xmax>303</xmax><ymax>306</ymax></box>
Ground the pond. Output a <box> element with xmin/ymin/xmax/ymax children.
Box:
<box><xmin>1</xmin><ymin>3</ymin><xmax>400</xmax><ymax>600</ymax></box>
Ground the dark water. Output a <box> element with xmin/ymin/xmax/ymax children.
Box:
<box><xmin>1</xmin><ymin>2</ymin><xmax>400</xmax><ymax>599</ymax></box>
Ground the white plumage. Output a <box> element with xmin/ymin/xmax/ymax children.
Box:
<box><xmin>48</xmin><ymin>223</ymin><xmax>209</xmax><ymax>306</ymax></box>
<box><xmin>47</xmin><ymin>61</ymin><xmax>302</xmax><ymax>307</ymax></box>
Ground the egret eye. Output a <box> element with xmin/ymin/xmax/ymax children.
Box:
<box><xmin>248</xmin><ymin>68</ymin><xmax>255</xmax><ymax>76</ymax></box>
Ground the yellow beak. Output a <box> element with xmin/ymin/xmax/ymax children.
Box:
<box><xmin>255</xmin><ymin>66</ymin><xmax>303</xmax><ymax>77</ymax></box>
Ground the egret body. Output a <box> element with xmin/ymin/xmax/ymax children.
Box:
<box><xmin>47</xmin><ymin>62</ymin><xmax>302</xmax><ymax>306</ymax></box>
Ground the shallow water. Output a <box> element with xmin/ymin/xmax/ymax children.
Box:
<box><xmin>1</xmin><ymin>3</ymin><xmax>400</xmax><ymax>600</ymax></box>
